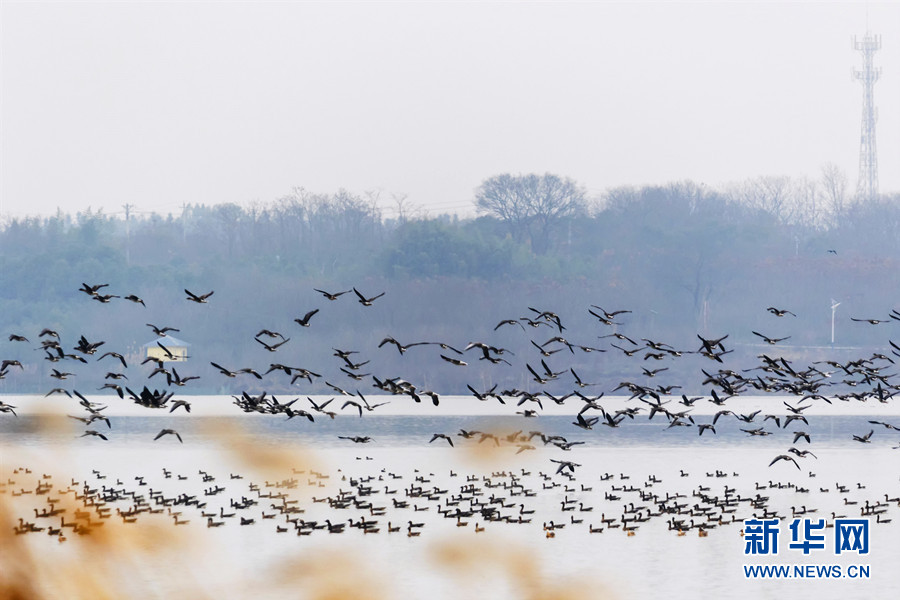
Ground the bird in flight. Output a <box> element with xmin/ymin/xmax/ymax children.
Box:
<box><xmin>850</xmin><ymin>317</ymin><xmax>888</xmax><ymax>325</ymax></box>
<box><xmin>792</xmin><ymin>431</ymin><xmax>811</xmax><ymax>444</ymax></box>
<box><xmin>429</xmin><ymin>433</ymin><xmax>454</xmax><ymax>447</ymax></box>
<box><xmin>752</xmin><ymin>331</ymin><xmax>791</xmax><ymax>345</ymax></box>
<box><xmin>697</xmin><ymin>423</ymin><xmax>716</xmax><ymax>436</ymax></box>
<box><xmin>210</xmin><ymin>362</ymin><xmax>260</xmax><ymax>379</ymax></box>
<box><xmin>494</xmin><ymin>319</ymin><xmax>526</xmax><ymax>332</ymax></box>
<box><xmin>440</xmin><ymin>354</ymin><xmax>467</xmax><ymax>366</ymax></box>
<box><xmin>185</xmin><ymin>289</ymin><xmax>214</xmax><ymax>303</ymax></box>
<box><xmin>787</xmin><ymin>447</ymin><xmax>817</xmax><ymax>459</ymax></box>
<box><xmin>147</xmin><ymin>323</ymin><xmax>180</xmax><ymax>337</ymax></box>
<box><xmin>256</xmin><ymin>337</ymin><xmax>291</xmax><ymax>352</ymax></box>
<box><xmin>378</xmin><ymin>336</ymin><xmax>427</xmax><ymax>355</ymax></box>
<box><xmin>154</xmin><ymin>429</ymin><xmax>183</xmax><ymax>443</ymax></box>
<box><xmin>868</xmin><ymin>419</ymin><xmax>900</xmax><ymax>431</ymax></box>
<box><xmin>97</xmin><ymin>351</ymin><xmax>128</xmax><ymax>369</ymax></box>
<box><xmin>169</xmin><ymin>399</ymin><xmax>192</xmax><ymax>413</ymax></box>
<box><xmin>256</xmin><ymin>329</ymin><xmax>285</xmax><ymax>340</ymax></box>
<box><xmin>2</xmin><ymin>359</ymin><xmax>24</xmax><ymax>371</ymax></box>
<box><xmin>79</xmin><ymin>283</ymin><xmax>109</xmax><ymax>297</ymax></box>
<box><xmin>92</xmin><ymin>293</ymin><xmax>119</xmax><ymax>304</ymax></box>
<box><xmin>314</xmin><ymin>288</ymin><xmax>352</xmax><ymax>300</ymax></box>
<box><xmin>294</xmin><ymin>309</ymin><xmax>320</xmax><ymax>327</ymax></box>
<box><xmin>124</xmin><ymin>294</ymin><xmax>146</xmax><ymax>306</ymax></box>
<box><xmin>852</xmin><ymin>430</ymin><xmax>874</xmax><ymax>443</ymax></box>
<box><xmin>550</xmin><ymin>459</ymin><xmax>581</xmax><ymax>475</ymax></box>
<box><xmin>768</xmin><ymin>454</ymin><xmax>800</xmax><ymax>470</ymax></box>
<box><xmin>167</xmin><ymin>368</ymin><xmax>200</xmax><ymax>387</ymax></box>
<box><xmin>353</xmin><ymin>288</ymin><xmax>385</xmax><ymax>306</ymax></box>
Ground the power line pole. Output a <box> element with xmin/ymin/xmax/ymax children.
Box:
<box><xmin>852</xmin><ymin>31</ymin><xmax>880</xmax><ymax>202</ymax></box>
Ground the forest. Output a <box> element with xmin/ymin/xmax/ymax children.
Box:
<box><xmin>2</xmin><ymin>172</ymin><xmax>900</xmax><ymax>397</ymax></box>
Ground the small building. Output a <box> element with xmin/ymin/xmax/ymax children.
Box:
<box><xmin>142</xmin><ymin>336</ymin><xmax>190</xmax><ymax>362</ymax></box>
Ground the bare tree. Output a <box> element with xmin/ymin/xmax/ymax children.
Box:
<box><xmin>598</xmin><ymin>185</ymin><xmax>640</xmax><ymax>215</ymax></box>
<box><xmin>388</xmin><ymin>192</ymin><xmax>426</xmax><ymax>224</ymax></box>
<box><xmin>793</xmin><ymin>176</ymin><xmax>823</xmax><ymax>230</ymax></box>
<box><xmin>820</xmin><ymin>163</ymin><xmax>848</xmax><ymax>229</ymax></box>
<box><xmin>474</xmin><ymin>173</ymin><xmax>585</xmax><ymax>254</ymax></box>
<box><xmin>214</xmin><ymin>203</ymin><xmax>243</xmax><ymax>258</ymax></box>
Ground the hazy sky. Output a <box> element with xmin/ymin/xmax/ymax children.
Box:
<box><xmin>2</xmin><ymin>1</ymin><xmax>898</xmax><ymax>220</ymax></box>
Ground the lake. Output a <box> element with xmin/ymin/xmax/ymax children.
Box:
<box><xmin>1</xmin><ymin>393</ymin><xmax>898</xmax><ymax>599</ymax></box>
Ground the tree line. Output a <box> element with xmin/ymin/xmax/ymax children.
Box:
<box><xmin>1</xmin><ymin>170</ymin><xmax>899</xmax><ymax>394</ymax></box>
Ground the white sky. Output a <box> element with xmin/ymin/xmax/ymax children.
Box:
<box><xmin>2</xmin><ymin>1</ymin><xmax>899</xmax><ymax>220</ymax></box>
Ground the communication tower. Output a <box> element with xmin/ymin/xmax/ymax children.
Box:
<box><xmin>852</xmin><ymin>32</ymin><xmax>881</xmax><ymax>201</ymax></box>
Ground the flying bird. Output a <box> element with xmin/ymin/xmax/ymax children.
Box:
<box><xmin>792</xmin><ymin>431</ymin><xmax>811</xmax><ymax>444</ymax></box>
<box><xmin>97</xmin><ymin>383</ymin><xmax>125</xmax><ymax>398</ymax></box>
<box><xmin>154</xmin><ymin>429</ymin><xmax>183</xmax><ymax>443</ymax></box>
<box><xmin>768</xmin><ymin>454</ymin><xmax>801</xmax><ymax>470</ymax></box>
<box><xmin>341</xmin><ymin>400</ymin><xmax>364</xmax><ymax>417</ymax></box>
<box><xmin>787</xmin><ymin>447</ymin><xmax>817</xmax><ymax>459</ymax></box>
<box><xmin>697</xmin><ymin>423</ymin><xmax>716</xmax><ymax>436</ymax></box>
<box><xmin>868</xmin><ymin>419</ymin><xmax>900</xmax><ymax>431</ymax></box>
<box><xmin>850</xmin><ymin>317</ymin><xmax>889</xmax><ymax>325</ymax></box>
<box><xmin>256</xmin><ymin>329</ymin><xmax>285</xmax><ymax>340</ymax></box>
<box><xmin>97</xmin><ymin>351</ymin><xmax>128</xmax><ymax>369</ymax></box>
<box><xmin>78</xmin><ymin>283</ymin><xmax>109</xmax><ymax>297</ymax></box>
<box><xmin>167</xmin><ymin>368</ymin><xmax>200</xmax><ymax>387</ymax></box>
<box><xmin>294</xmin><ymin>309</ymin><xmax>320</xmax><ymax>327</ymax></box>
<box><xmin>550</xmin><ymin>459</ymin><xmax>581</xmax><ymax>475</ymax></box>
<box><xmin>256</xmin><ymin>337</ymin><xmax>291</xmax><ymax>352</ymax></box>
<box><xmin>338</xmin><ymin>436</ymin><xmax>373</xmax><ymax>443</ymax></box>
<box><xmin>169</xmin><ymin>400</ymin><xmax>192</xmax><ymax>413</ymax></box>
<box><xmin>185</xmin><ymin>289</ymin><xmax>214</xmax><ymax>303</ymax></box>
<box><xmin>852</xmin><ymin>430</ymin><xmax>874</xmax><ymax>443</ymax></box>
<box><xmin>429</xmin><ymin>433</ymin><xmax>454</xmax><ymax>447</ymax></box>
<box><xmin>209</xmin><ymin>362</ymin><xmax>234</xmax><ymax>377</ymax></box>
<box><xmin>147</xmin><ymin>323</ymin><xmax>180</xmax><ymax>337</ymax></box>
<box><xmin>379</xmin><ymin>337</ymin><xmax>426</xmax><ymax>354</ymax></box>
<box><xmin>353</xmin><ymin>288</ymin><xmax>385</xmax><ymax>306</ymax></box>
<box><xmin>124</xmin><ymin>294</ymin><xmax>146</xmax><ymax>306</ymax></box>
<box><xmin>494</xmin><ymin>319</ymin><xmax>526</xmax><ymax>332</ymax></box>
<box><xmin>752</xmin><ymin>331</ymin><xmax>791</xmax><ymax>345</ymax></box>
<box><xmin>440</xmin><ymin>354</ymin><xmax>467</xmax><ymax>366</ymax></box>
<box><xmin>92</xmin><ymin>294</ymin><xmax>119</xmax><ymax>304</ymax></box>
<box><xmin>156</xmin><ymin>341</ymin><xmax>177</xmax><ymax>360</ymax></box>
<box><xmin>314</xmin><ymin>288</ymin><xmax>351</xmax><ymax>300</ymax></box>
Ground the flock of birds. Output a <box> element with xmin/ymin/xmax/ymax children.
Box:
<box><xmin>2</xmin><ymin>281</ymin><xmax>900</xmax><ymax>541</ymax></box>
<box><xmin>5</xmin><ymin>455</ymin><xmax>898</xmax><ymax>543</ymax></box>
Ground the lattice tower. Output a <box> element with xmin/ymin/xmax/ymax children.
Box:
<box><xmin>852</xmin><ymin>32</ymin><xmax>881</xmax><ymax>201</ymax></box>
